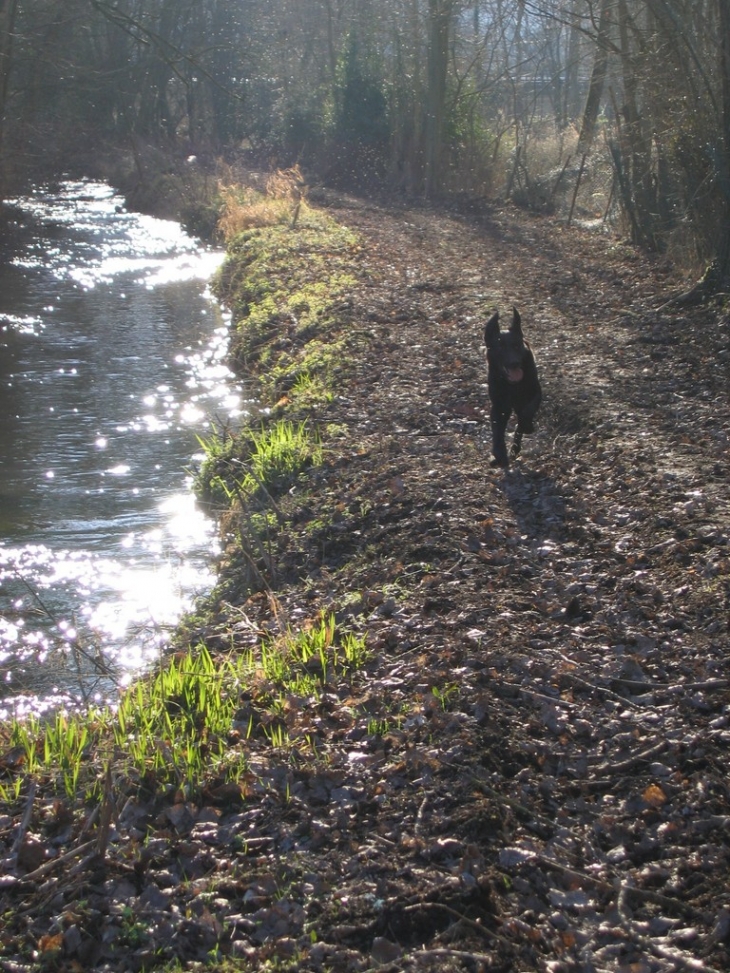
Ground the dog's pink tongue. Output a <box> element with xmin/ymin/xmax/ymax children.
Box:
<box><xmin>507</xmin><ymin>367</ymin><xmax>524</xmax><ymax>383</ymax></box>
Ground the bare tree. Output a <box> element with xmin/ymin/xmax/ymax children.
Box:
<box><xmin>424</xmin><ymin>0</ymin><xmax>456</xmax><ymax>194</ymax></box>
<box><xmin>1</xmin><ymin>0</ymin><xmax>729</xmax><ymax>294</ymax></box>
<box><xmin>672</xmin><ymin>0</ymin><xmax>730</xmax><ymax>299</ymax></box>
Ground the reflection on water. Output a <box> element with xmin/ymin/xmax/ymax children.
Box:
<box><xmin>0</xmin><ymin>180</ymin><xmax>243</xmax><ymax>716</ymax></box>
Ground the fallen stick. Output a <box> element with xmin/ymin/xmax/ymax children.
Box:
<box><xmin>9</xmin><ymin>780</ymin><xmax>36</xmax><ymax>871</ymax></box>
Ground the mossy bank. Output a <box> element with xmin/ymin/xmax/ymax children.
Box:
<box><xmin>196</xmin><ymin>186</ymin><xmax>371</xmax><ymax>608</ymax></box>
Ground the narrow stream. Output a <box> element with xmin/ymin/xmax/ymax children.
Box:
<box><xmin>0</xmin><ymin>180</ymin><xmax>242</xmax><ymax>717</ymax></box>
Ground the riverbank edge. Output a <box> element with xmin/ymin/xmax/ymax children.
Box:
<box><xmin>0</xmin><ymin>192</ymin><xmax>400</xmax><ymax>968</ymax></box>
<box><xmin>192</xmin><ymin>194</ymin><xmax>372</xmax><ymax>613</ymax></box>
<box><xmin>0</xmin><ymin>188</ymin><xmax>386</xmax><ymax>796</ymax></box>
<box><xmin>2</xmin><ymin>191</ymin><xmax>374</xmax><ymax>767</ymax></box>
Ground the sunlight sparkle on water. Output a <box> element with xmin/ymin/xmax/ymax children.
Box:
<box><xmin>0</xmin><ymin>179</ymin><xmax>241</xmax><ymax>711</ymax></box>
<box><xmin>140</xmin><ymin>414</ymin><xmax>170</xmax><ymax>432</ymax></box>
<box><xmin>0</xmin><ymin>313</ymin><xmax>45</xmax><ymax>335</ymax></box>
<box><xmin>83</xmin><ymin>549</ymin><xmax>217</xmax><ymax>670</ymax></box>
<box><xmin>9</xmin><ymin>180</ymin><xmax>224</xmax><ymax>290</ymax></box>
<box><xmin>180</xmin><ymin>402</ymin><xmax>205</xmax><ymax>424</ymax></box>
<box><xmin>144</xmin><ymin>250</ymin><xmax>225</xmax><ymax>286</ymax></box>
<box><xmin>159</xmin><ymin>492</ymin><xmax>216</xmax><ymax>547</ymax></box>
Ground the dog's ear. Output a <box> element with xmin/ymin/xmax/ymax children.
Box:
<box><xmin>510</xmin><ymin>307</ymin><xmax>523</xmax><ymax>337</ymax></box>
<box><xmin>484</xmin><ymin>311</ymin><xmax>500</xmax><ymax>348</ymax></box>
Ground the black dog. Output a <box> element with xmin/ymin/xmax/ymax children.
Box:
<box><xmin>484</xmin><ymin>307</ymin><xmax>542</xmax><ymax>467</ymax></box>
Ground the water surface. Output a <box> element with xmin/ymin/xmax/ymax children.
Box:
<box><xmin>0</xmin><ymin>180</ymin><xmax>242</xmax><ymax>716</ymax></box>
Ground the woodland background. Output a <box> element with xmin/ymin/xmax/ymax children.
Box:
<box><xmin>2</xmin><ymin>1</ymin><xmax>730</xmax><ymax>292</ymax></box>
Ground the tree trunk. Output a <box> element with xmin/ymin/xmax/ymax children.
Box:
<box><xmin>616</xmin><ymin>0</ymin><xmax>659</xmax><ymax>249</ymax></box>
<box><xmin>576</xmin><ymin>0</ymin><xmax>611</xmax><ymax>154</ymax></box>
<box><xmin>709</xmin><ymin>0</ymin><xmax>730</xmax><ymax>285</ymax></box>
<box><xmin>424</xmin><ymin>0</ymin><xmax>452</xmax><ymax>196</ymax></box>
<box><xmin>668</xmin><ymin>0</ymin><xmax>730</xmax><ymax>302</ymax></box>
<box><xmin>564</xmin><ymin>0</ymin><xmax>583</xmax><ymax>124</ymax></box>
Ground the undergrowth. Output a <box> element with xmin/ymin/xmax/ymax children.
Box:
<box><xmin>192</xmin><ymin>171</ymin><xmax>365</xmax><ymax>611</ymax></box>
<box><xmin>196</xmin><ymin>418</ymin><xmax>323</xmax><ymax>508</ymax></box>
<box><xmin>0</xmin><ymin>615</ymin><xmax>368</xmax><ymax>803</ymax></box>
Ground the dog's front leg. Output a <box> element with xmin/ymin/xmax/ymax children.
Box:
<box><xmin>490</xmin><ymin>408</ymin><xmax>510</xmax><ymax>467</ymax></box>
<box><xmin>516</xmin><ymin>382</ymin><xmax>542</xmax><ymax>433</ymax></box>
<box><xmin>511</xmin><ymin>410</ymin><xmax>533</xmax><ymax>458</ymax></box>
<box><xmin>512</xmin><ymin>389</ymin><xmax>541</xmax><ymax>457</ymax></box>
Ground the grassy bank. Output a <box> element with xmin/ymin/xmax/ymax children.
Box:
<box><xmin>0</xmin><ymin>175</ymin><xmax>381</xmax><ymax>969</ymax></box>
<box><xmin>196</xmin><ymin>172</ymin><xmax>366</xmax><ymax>598</ymax></box>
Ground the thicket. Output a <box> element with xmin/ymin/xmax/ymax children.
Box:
<box><xmin>2</xmin><ymin>2</ymin><xmax>730</xmax><ymax>289</ymax></box>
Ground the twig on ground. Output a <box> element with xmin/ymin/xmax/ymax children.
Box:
<box><xmin>9</xmin><ymin>780</ymin><xmax>36</xmax><ymax>872</ymax></box>
<box><xmin>616</xmin><ymin>883</ymin><xmax>722</xmax><ymax>973</ymax></box>
<box><xmin>21</xmin><ymin>839</ymin><xmax>98</xmax><ymax>882</ymax></box>
<box><xmin>536</xmin><ymin>855</ymin><xmax>705</xmax><ymax>921</ymax></box>
<box><xmin>402</xmin><ymin>902</ymin><xmax>512</xmax><ymax>947</ymax></box>
<box><xmin>408</xmin><ymin>947</ymin><xmax>496</xmax><ymax>967</ymax></box>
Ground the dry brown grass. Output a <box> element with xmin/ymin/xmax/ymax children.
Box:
<box><xmin>217</xmin><ymin>165</ymin><xmax>309</xmax><ymax>241</ymax></box>
<box><xmin>265</xmin><ymin>164</ymin><xmax>307</xmax><ymax>202</ymax></box>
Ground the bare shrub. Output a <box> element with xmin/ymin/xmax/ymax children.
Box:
<box><xmin>507</xmin><ymin>123</ymin><xmax>614</xmax><ymax>222</ymax></box>
<box><xmin>266</xmin><ymin>164</ymin><xmax>307</xmax><ymax>202</ymax></box>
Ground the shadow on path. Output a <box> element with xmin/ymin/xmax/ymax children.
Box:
<box><xmin>495</xmin><ymin>465</ymin><xmax>568</xmax><ymax>549</ymax></box>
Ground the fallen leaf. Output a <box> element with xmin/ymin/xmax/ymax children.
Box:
<box><xmin>643</xmin><ymin>783</ymin><xmax>667</xmax><ymax>807</ymax></box>
<box><xmin>38</xmin><ymin>933</ymin><xmax>64</xmax><ymax>954</ymax></box>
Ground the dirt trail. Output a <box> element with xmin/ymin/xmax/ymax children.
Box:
<box><xmin>279</xmin><ymin>192</ymin><xmax>730</xmax><ymax>971</ymax></box>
